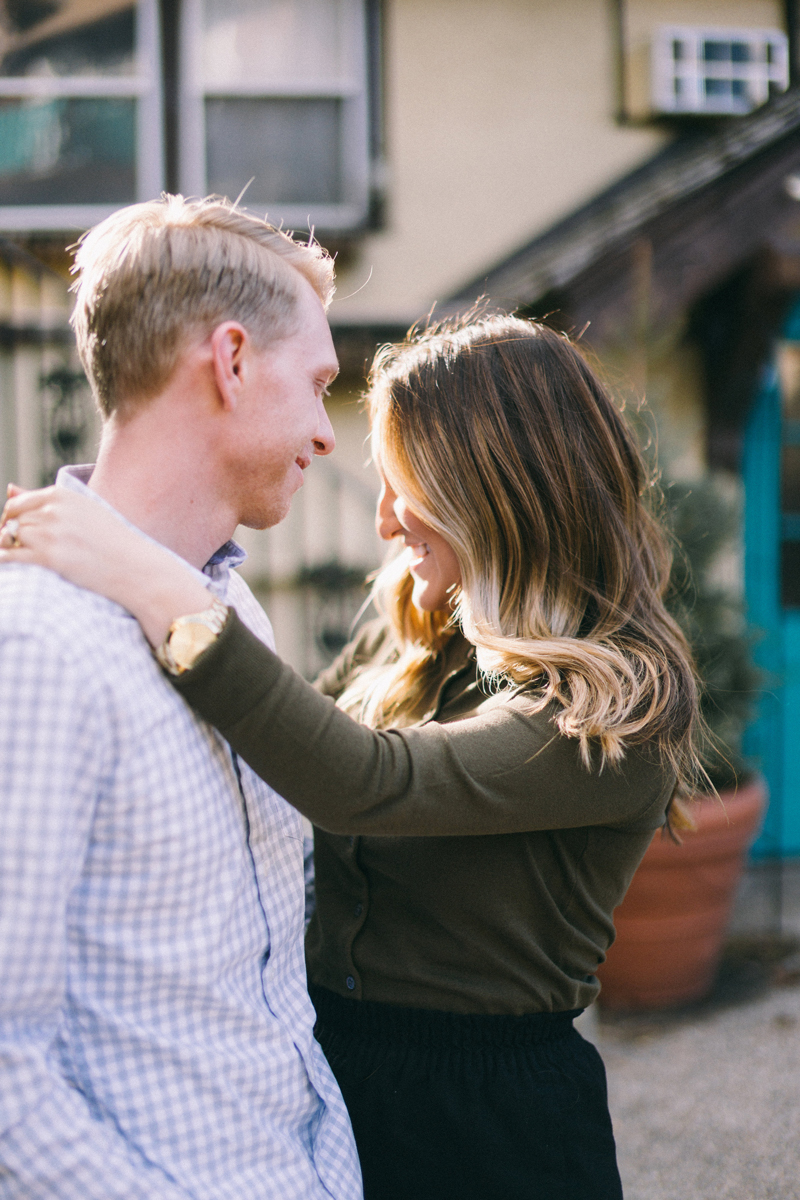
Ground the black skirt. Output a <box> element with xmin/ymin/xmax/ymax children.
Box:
<box><xmin>311</xmin><ymin>984</ymin><xmax>622</xmax><ymax>1200</ymax></box>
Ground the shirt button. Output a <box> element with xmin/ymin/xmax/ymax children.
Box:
<box><xmin>346</xmin><ymin>975</ymin><xmax>356</xmax><ymax>991</ymax></box>
<box><xmin>347</xmin><ymin>836</ymin><xmax>355</xmax><ymax>847</ymax></box>
<box><xmin>354</xmin><ymin>903</ymin><xmax>363</xmax><ymax>918</ymax></box>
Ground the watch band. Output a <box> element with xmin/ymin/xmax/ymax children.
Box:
<box><xmin>155</xmin><ymin>598</ymin><xmax>230</xmax><ymax>675</ymax></box>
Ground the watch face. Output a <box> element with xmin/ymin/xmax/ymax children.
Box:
<box><xmin>170</xmin><ymin>623</ymin><xmax>217</xmax><ymax>671</ymax></box>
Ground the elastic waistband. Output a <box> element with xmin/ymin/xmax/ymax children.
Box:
<box><xmin>310</xmin><ymin>984</ymin><xmax>582</xmax><ymax>1049</ymax></box>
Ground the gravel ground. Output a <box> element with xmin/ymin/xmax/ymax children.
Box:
<box><xmin>574</xmin><ymin>870</ymin><xmax>800</xmax><ymax>1200</ymax></box>
<box><xmin>597</xmin><ymin>983</ymin><xmax>800</xmax><ymax>1200</ymax></box>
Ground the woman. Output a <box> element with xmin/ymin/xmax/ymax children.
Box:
<box><xmin>0</xmin><ymin>315</ymin><xmax>702</xmax><ymax>1200</ymax></box>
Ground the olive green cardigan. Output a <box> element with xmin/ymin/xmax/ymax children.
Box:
<box><xmin>173</xmin><ymin>611</ymin><xmax>674</xmax><ymax>1015</ymax></box>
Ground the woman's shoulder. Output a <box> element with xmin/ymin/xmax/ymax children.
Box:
<box><xmin>313</xmin><ymin>618</ymin><xmax>398</xmax><ymax>699</ymax></box>
<box><xmin>468</xmin><ymin>687</ymin><xmax>674</xmax><ymax>824</ymax></box>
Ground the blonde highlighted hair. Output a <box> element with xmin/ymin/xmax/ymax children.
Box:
<box><xmin>341</xmin><ymin>314</ymin><xmax>704</xmax><ymax>814</ymax></box>
<box><xmin>71</xmin><ymin>193</ymin><xmax>335</xmax><ymax>417</ymax></box>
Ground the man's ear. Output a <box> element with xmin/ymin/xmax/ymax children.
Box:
<box><xmin>210</xmin><ymin>322</ymin><xmax>249</xmax><ymax>412</ymax></box>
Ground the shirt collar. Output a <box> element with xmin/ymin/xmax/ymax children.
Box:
<box><xmin>56</xmin><ymin>465</ymin><xmax>247</xmax><ymax>598</ymax></box>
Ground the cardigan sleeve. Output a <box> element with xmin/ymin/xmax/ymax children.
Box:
<box><xmin>171</xmin><ymin>609</ymin><xmax>673</xmax><ymax>837</ymax></box>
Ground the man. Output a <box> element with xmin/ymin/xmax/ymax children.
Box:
<box><xmin>0</xmin><ymin>195</ymin><xmax>362</xmax><ymax>1198</ymax></box>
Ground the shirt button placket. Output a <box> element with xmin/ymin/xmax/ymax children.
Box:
<box><xmin>345</xmin><ymin>835</ymin><xmax>361</xmax><ymax>996</ymax></box>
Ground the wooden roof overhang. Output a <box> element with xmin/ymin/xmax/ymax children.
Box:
<box><xmin>446</xmin><ymin>88</ymin><xmax>800</xmax><ymax>341</ymax></box>
<box><xmin>445</xmin><ymin>89</ymin><xmax>800</xmax><ymax>467</ymax></box>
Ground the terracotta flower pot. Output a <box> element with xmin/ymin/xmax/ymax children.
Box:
<box><xmin>596</xmin><ymin>777</ymin><xmax>767</xmax><ymax>1011</ymax></box>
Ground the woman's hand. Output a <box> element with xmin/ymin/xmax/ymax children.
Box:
<box><xmin>0</xmin><ymin>485</ymin><xmax>214</xmax><ymax>648</ymax></box>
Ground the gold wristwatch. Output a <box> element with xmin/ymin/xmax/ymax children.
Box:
<box><xmin>155</xmin><ymin>598</ymin><xmax>229</xmax><ymax>675</ymax></box>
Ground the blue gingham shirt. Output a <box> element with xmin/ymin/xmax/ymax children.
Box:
<box><xmin>0</xmin><ymin>467</ymin><xmax>362</xmax><ymax>1199</ymax></box>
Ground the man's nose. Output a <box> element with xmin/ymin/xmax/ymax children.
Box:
<box><xmin>312</xmin><ymin>402</ymin><xmax>335</xmax><ymax>456</ymax></box>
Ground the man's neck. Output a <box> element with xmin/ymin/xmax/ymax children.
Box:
<box><xmin>89</xmin><ymin>399</ymin><xmax>238</xmax><ymax>570</ymax></box>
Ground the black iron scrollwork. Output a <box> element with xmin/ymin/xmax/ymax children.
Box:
<box><xmin>297</xmin><ymin>561</ymin><xmax>369</xmax><ymax>662</ymax></box>
<box><xmin>39</xmin><ymin>365</ymin><xmax>92</xmax><ymax>485</ymax></box>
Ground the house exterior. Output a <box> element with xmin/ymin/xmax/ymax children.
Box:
<box><xmin>1</xmin><ymin>0</ymin><xmax>798</xmax><ymax>846</ymax></box>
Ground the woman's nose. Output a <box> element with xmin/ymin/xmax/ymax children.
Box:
<box><xmin>376</xmin><ymin>481</ymin><xmax>402</xmax><ymax>541</ymax></box>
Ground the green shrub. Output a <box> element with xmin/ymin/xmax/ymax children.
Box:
<box><xmin>664</xmin><ymin>477</ymin><xmax>762</xmax><ymax>792</ymax></box>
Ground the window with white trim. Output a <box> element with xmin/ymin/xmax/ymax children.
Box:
<box><xmin>180</xmin><ymin>0</ymin><xmax>369</xmax><ymax>232</ymax></box>
<box><xmin>652</xmin><ymin>25</ymin><xmax>788</xmax><ymax>116</ymax></box>
<box><xmin>0</xmin><ymin>0</ymin><xmax>163</xmax><ymax>230</ymax></box>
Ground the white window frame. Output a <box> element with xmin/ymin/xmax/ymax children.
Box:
<box><xmin>652</xmin><ymin>25</ymin><xmax>788</xmax><ymax>116</ymax></box>
<box><xmin>0</xmin><ymin>0</ymin><xmax>163</xmax><ymax>231</ymax></box>
<box><xmin>179</xmin><ymin>0</ymin><xmax>370</xmax><ymax>232</ymax></box>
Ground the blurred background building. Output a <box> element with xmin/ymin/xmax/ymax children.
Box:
<box><xmin>1</xmin><ymin>0</ymin><xmax>800</xmax><ymax>858</ymax></box>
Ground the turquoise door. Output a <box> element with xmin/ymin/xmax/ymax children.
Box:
<box><xmin>743</xmin><ymin>299</ymin><xmax>800</xmax><ymax>857</ymax></box>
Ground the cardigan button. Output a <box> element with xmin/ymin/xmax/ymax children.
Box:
<box><xmin>346</xmin><ymin>975</ymin><xmax>356</xmax><ymax>991</ymax></box>
<box><xmin>354</xmin><ymin>903</ymin><xmax>363</xmax><ymax>918</ymax></box>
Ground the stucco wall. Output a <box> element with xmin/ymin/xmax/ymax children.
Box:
<box><xmin>332</xmin><ymin>0</ymin><xmax>671</xmax><ymax>326</ymax></box>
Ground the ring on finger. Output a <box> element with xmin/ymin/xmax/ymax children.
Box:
<box><xmin>1</xmin><ymin>517</ymin><xmax>21</xmax><ymax>548</ymax></box>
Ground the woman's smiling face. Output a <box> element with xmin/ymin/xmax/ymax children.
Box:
<box><xmin>376</xmin><ymin>477</ymin><xmax>461</xmax><ymax>612</ymax></box>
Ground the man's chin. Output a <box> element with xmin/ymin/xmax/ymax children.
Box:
<box><xmin>239</xmin><ymin>496</ymin><xmax>294</xmax><ymax>531</ymax></box>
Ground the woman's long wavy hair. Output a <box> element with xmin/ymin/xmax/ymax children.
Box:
<box><xmin>340</xmin><ymin>314</ymin><xmax>705</xmax><ymax>818</ymax></box>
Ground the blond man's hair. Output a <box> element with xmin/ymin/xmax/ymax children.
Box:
<box><xmin>70</xmin><ymin>194</ymin><xmax>336</xmax><ymax>418</ymax></box>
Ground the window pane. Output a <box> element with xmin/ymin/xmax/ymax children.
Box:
<box><xmin>0</xmin><ymin>1</ymin><xmax>136</xmax><ymax>77</ymax></box>
<box><xmin>781</xmin><ymin>541</ymin><xmax>800</xmax><ymax>608</ymax></box>
<box><xmin>704</xmin><ymin>41</ymin><xmax>731</xmax><ymax>62</ymax></box>
<box><xmin>200</xmin><ymin>0</ymin><xmax>352</xmax><ymax>88</ymax></box>
<box><xmin>782</xmin><ymin>445</ymin><xmax>800</xmax><ymax>512</ymax></box>
<box><xmin>705</xmin><ymin>78</ymin><xmax>731</xmax><ymax>98</ymax></box>
<box><xmin>0</xmin><ymin>95</ymin><xmax>135</xmax><ymax>203</ymax></box>
<box><xmin>205</xmin><ymin>96</ymin><xmax>342</xmax><ymax>206</ymax></box>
